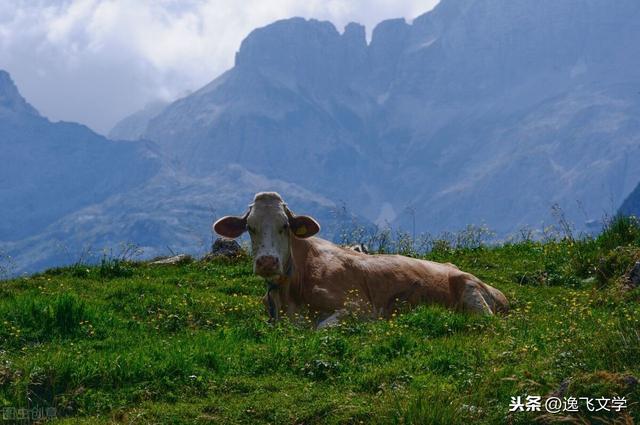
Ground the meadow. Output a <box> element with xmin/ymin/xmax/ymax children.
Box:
<box><xmin>1</xmin><ymin>217</ymin><xmax>639</xmax><ymax>424</ymax></box>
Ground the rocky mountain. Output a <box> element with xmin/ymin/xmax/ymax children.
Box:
<box><xmin>0</xmin><ymin>70</ymin><xmax>160</xmax><ymax>243</ymax></box>
<box><xmin>2</xmin><ymin>163</ymin><xmax>345</xmax><ymax>273</ymax></box>
<box><xmin>114</xmin><ymin>0</ymin><xmax>640</xmax><ymax>235</ymax></box>
<box><xmin>0</xmin><ymin>71</ymin><xmax>40</xmax><ymax>116</ymax></box>
<box><xmin>6</xmin><ymin>0</ymin><xmax>640</xmax><ymax>274</ymax></box>
<box><xmin>0</xmin><ymin>71</ymin><xmax>347</xmax><ymax>274</ymax></box>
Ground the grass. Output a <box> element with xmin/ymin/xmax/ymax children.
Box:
<box><xmin>1</xmin><ymin>217</ymin><xmax>639</xmax><ymax>424</ymax></box>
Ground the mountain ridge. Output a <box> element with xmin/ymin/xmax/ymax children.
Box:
<box><xmin>1</xmin><ymin>69</ymin><xmax>353</xmax><ymax>274</ymax></box>
<box><xmin>5</xmin><ymin>0</ymin><xmax>640</xmax><ymax>274</ymax></box>
<box><xmin>127</xmin><ymin>0</ymin><xmax>640</xmax><ymax>235</ymax></box>
<box><xmin>0</xmin><ymin>70</ymin><xmax>39</xmax><ymax>117</ymax></box>
<box><xmin>0</xmin><ymin>71</ymin><xmax>161</xmax><ymax>243</ymax></box>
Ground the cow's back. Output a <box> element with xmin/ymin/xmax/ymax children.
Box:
<box><xmin>355</xmin><ymin>254</ymin><xmax>457</xmax><ymax>314</ymax></box>
<box><xmin>295</xmin><ymin>238</ymin><xmax>458</xmax><ymax>316</ymax></box>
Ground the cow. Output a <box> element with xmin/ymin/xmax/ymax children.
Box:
<box><xmin>213</xmin><ymin>192</ymin><xmax>509</xmax><ymax>328</ymax></box>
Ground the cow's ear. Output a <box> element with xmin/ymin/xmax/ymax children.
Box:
<box><xmin>213</xmin><ymin>216</ymin><xmax>247</xmax><ymax>239</ymax></box>
<box><xmin>289</xmin><ymin>215</ymin><xmax>320</xmax><ymax>238</ymax></box>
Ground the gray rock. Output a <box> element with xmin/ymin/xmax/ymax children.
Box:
<box><xmin>150</xmin><ymin>254</ymin><xmax>192</xmax><ymax>265</ymax></box>
<box><xmin>210</xmin><ymin>238</ymin><xmax>242</xmax><ymax>257</ymax></box>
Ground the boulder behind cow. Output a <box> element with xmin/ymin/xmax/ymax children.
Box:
<box><xmin>202</xmin><ymin>238</ymin><xmax>245</xmax><ymax>261</ymax></box>
<box><xmin>150</xmin><ymin>254</ymin><xmax>193</xmax><ymax>265</ymax></box>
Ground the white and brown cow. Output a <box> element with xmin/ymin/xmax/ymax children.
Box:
<box><xmin>214</xmin><ymin>192</ymin><xmax>508</xmax><ymax>328</ymax></box>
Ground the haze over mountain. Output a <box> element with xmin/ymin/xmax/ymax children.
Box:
<box><xmin>117</xmin><ymin>0</ymin><xmax>640</xmax><ymax>235</ymax></box>
<box><xmin>108</xmin><ymin>100</ymin><xmax>169</xmax><ymax>141</ymax></box>
<box><xmin>4</xmin><ymin>0</ymin><xmax>640</xmax><ymax>274</ymax></box>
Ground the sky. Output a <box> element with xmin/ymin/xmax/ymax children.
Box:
<box><xmin>0</xmin><ymin>0</ymin><xmax>439</xmax><ymax>135</ymax></box>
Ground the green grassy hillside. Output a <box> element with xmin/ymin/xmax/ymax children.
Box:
<box><xmin>1</xmin><ymin>219</ymin><xmax>639</xmax><ymax>424</ymax></box>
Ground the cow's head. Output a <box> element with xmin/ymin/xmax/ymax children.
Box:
<box><xmin>213</xmin><ymin>192</ymin><xmax>320</xmax><ymax>278</ymax></box>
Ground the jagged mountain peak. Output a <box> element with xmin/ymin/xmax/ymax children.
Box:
<box><xmin>235</xmin><ymin>17</ymin><xmax>341</xmax><ymax>68</ymax></box>
<box><xmin>0</xmin><ymin>70</ymin><xmax>39</xmax><ymax>116</ymax></box>
<box><xmin>234</xmin><ymin>17</ymin><xmax>367</xmax><ymax>91</ymax></box>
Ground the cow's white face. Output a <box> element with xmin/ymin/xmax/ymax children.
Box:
<box><xmin>246</xmin><ymin>199</ymin><xmax>291</xmax><ymax>277</ymax></box>
<box><xmin>213</xmin><ymin>192</ymin><xmax>320</xmax><ymax>278</ymax></box>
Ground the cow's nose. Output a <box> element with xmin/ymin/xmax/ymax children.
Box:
<box><xmin>255</xmin><ymin>255</ymin><xmax>279</xmax><ymax>276</ymax></box>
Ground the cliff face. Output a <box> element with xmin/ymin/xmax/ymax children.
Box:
<box><xmin>131</xmin><ymin>0</ymin><xmax>640</xmax><ymax>233</ymax></box>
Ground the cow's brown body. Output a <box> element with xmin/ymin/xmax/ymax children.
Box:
<box><xmin>267</xmin><ymin>235</ymin><xmax>509</xmax><ymax>324</ymax></box>
<box><xmin>213</xmin><ymin>192</ymin><xmax>509</xmax><ymax>328</ymax></box>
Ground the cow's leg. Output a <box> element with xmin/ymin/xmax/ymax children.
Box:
<box><xmin>317</xmin><ymin>309</ymin><xmax>349</xmax><ymax>329</ymax></box>
<box><xmin>461</xmin><ymin>283</ymin><xmax>493</xmax><ymax>315</ymax></box>
<box><xmin>264</xmin><ymin>283</ymin><xmax>306</xmax><ymax>324</ymax></box>
<box><xmin>449</xmin><ymin>274</ymin><xmax>494</xmax><ymax>315</ymax></box>
<box><xmin>263</xmin><ymin>290</ymin><xmax>281</xmax><ymax>323</ymax></box>
<box><xmin>263</xmin><ymin>279</ymin><xmax>292</xmax><ymax>323</ymax></box>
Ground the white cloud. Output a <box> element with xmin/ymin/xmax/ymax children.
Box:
<box><xmin>0</xmin><ymin>0</ymin><xmax>438</xmax><ymax>134</ymax></box>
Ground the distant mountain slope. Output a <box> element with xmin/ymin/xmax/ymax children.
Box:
<box><xmin>108</xmin><ymin>100</ymin><xmax>168</xmax><ymax>141</ymax></box>
<box><xmin>1</xmin><ymin>70</ymin><xmax>354</xmax><ymax>274</ymax></box>
<box><xmin>5</xmin><ymin>0</ymin><xmax>640</xmax><ymax>274</ymax></box>
<box><xmin>0</xmin><ymin>71</ymin><xmax>39</xmax><ymax>116</ymax></box>
<box><xmin>2</xmin><ymin>164</ymin><xmax>348</xmax><ymax>274</ymax></box>
<box><xmin>0</xmin><ymin>70</ymin><xmax>160</xmax><ymax>242</ymax></box>
<box><xmin>619</xmin><ymin>182</ymin><xmax>640</xmax><ymax>218</ymax></box>
<box><xmin>127</xmin><ymin>0</ymin><xmax>640</xmax><ymax>234</ymax></box>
